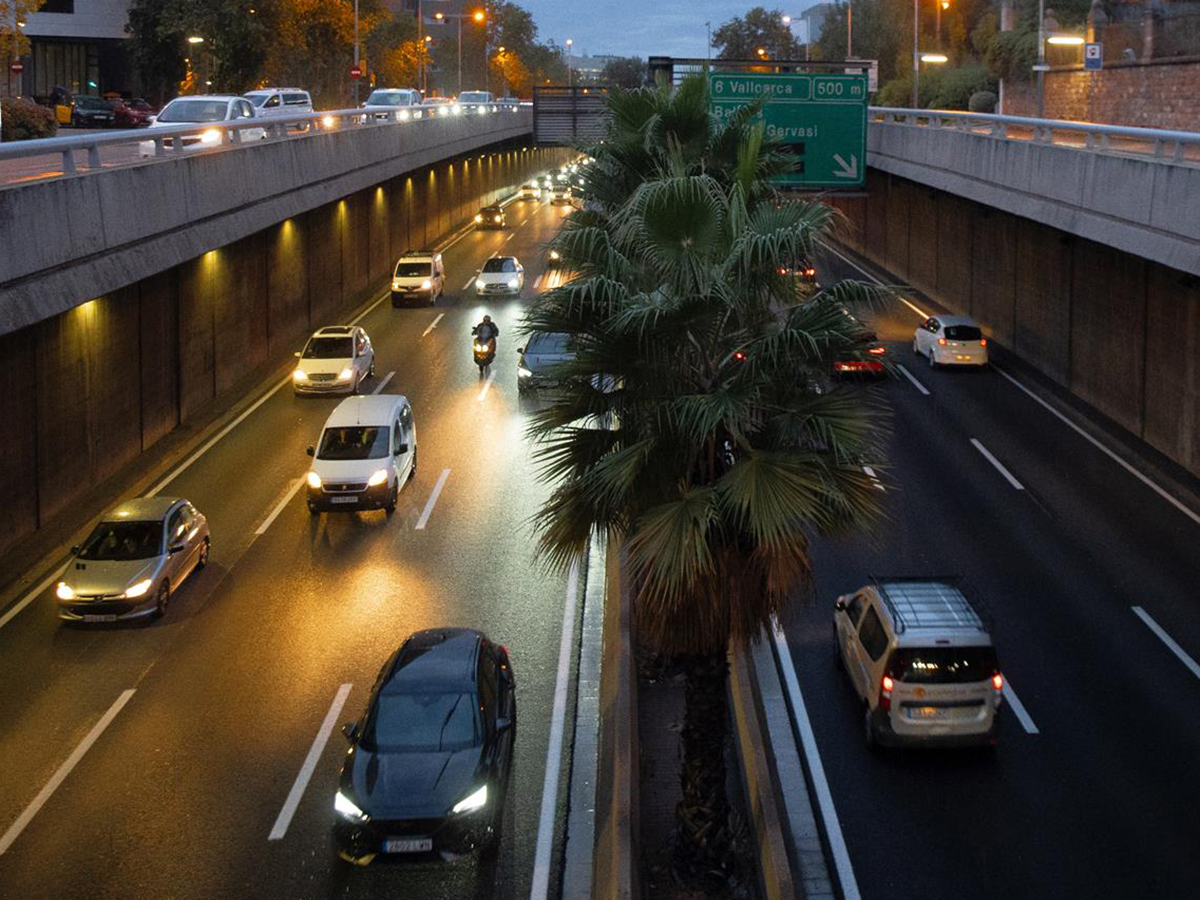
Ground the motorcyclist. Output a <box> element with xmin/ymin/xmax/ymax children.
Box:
<box><xmin>472</xmin><ymin>315</ymin><xmax>499</xmax><ymax>344</ymax></box>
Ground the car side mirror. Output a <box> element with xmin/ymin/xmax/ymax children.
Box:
<box><xmin>294</xmin><ymin>351</ymin><xmax>301</xmax><ymax>358</ymax></box>
<box><xmin>495</xmin><ymin>717</ymin><xmax>512</xmax><ymax>732</ymax></box>
<box><xmin>169</xmin><ymin>543</ymin><xmax>186</xmax><ymax>554</ymax></box>
<box><xmin>306</xmin><ymin>446</ymin><xmax>315</xmax><ymax>457</ymax></box>
<box><xmin>341</xmin><ymin>721</ymin><xmax>359</xmax><ymax>741</ymax></box>
<box><xmin>834</xmin><ymin>597</ymin><xmax>846</xmax><ymax>611</ymax></box>
<box><xmin>517</xmin><ymin>347</ymin><xmax>525</xmax><ymax>354</ymax></box>
<box><xmin>395</xmin><ymin>443</ymin><xmax>408</xmax><ymax>455</ymax></box>
<box><xmin>70</xmin><ymin>545</ymin><xmax>80</xmax><ymax>555</ymax></box>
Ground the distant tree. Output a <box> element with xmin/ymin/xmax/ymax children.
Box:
<box><xmin>599</xmin><ymin>56</ymin><xmax>646</xmax><ymax>88</ymax></box>
<box><xmin>712</xmin><ymin>6</ymin><xmax>803</xmax><ymax>60</ymax></box>
<box><xmin>2</xmin><ymin>0</ymin><xmax>46</xmax><ymax>76</ymax></box>
<box><xmin>126</xmin><ymin>0</ymin><xmax>190</xmax><ymax>103</ymax></box>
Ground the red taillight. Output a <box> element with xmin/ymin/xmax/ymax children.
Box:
<box><xmin>804</xmin><ymin>267</ymin><xmax>816</xmax><ymax>277</ymax></box>
<box><xmin>980</xmin><ymin>338</ymin><xmax>988</xmax><ymax>347</ymax></box>
<box><xmin>879</xmin><ymin>674</ymin><xmax>894</xmax><ymax>711</ymax></box>
<box><xmin>868</xmin><ymin>346</ymin><xmax>886</xmax><ymax>355</ymax></box>
<box><xmin>992</xmin><ymin>672</ymin><xmax>1003</xmax><ymax>692</ymax></box>
<box><xmin>937</xmin><ymin>337</ymin><xmax>947</xmax><ymax>346</ymax></box>
<box><xmin>733</xmin><ymin>350</ymin><xmax>746</xmax><ymax>362</ymax></box>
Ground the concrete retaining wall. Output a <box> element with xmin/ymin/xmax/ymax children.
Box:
<box><xmin>0</xmin><ymin>144</ymin><xmax>567</xmax><ymax>558</ymax></box>
<box><xmin>828</xmin><ymin>168</ymin><xmax>1200</xmax><ymax>480</ymax></box>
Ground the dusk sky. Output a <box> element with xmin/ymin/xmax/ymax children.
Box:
<box><xmin>519</xmin><ymin>0</ymin><xmax>820</xmax><ymax>60</ymax></box>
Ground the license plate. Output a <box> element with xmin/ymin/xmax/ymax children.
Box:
<box><xmin>330</xmin><ymin>495</ymin><xmax>358</xmax><ymax>504</ymax></box>
<box><xmin>384</xmin><ymin>838</ymin><xmax>432</xmax><ymax>853</ymax></box>
<box><xmin>911</xmin><ymin>706</ymin><xmax>946</xmax><ymax>719</ymax></box>
<box><xmin>82</xmin><ymin>614</ymin><xmax>118</xmax><ymax>623</ymax></box>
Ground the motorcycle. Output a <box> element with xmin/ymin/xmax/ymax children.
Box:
<box><xmin>472</xmin><ymin>330</ymin><xmax>496</xmax><ymax>374</ymax></box>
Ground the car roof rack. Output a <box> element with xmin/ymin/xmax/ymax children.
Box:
<box><xmin>868</xmin><ymin>576</ymin><xmax>993</xmax><ymax>634</ymax></box>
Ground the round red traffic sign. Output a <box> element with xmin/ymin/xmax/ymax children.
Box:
<box><xmin>350</xmin><ymin>65</ymin><xmax>363</xmax><ymax>79</ymax></box>
<box><xmin>9</xmin><ymin>62</ymin><xmax>24</xmax><ymax>75</ymax></box>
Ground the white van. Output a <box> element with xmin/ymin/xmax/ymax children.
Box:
<box><xmin>243</xmin><ymin>88</ymin><xmax>313</xmax><ymax>118</ymax></box>
<box><xmin>834</xmin><ymin>578</ymin><xmax>1004</xmax><ymax>749</ymax></box>
<box><xmin>391</xmin><ymin>251</ymin><xmax>445</xmax><ymax>307</ymax></box>
<box><xmin>305</xmin><ymin>395</ymin><xmax>417</xmax><ymax>514</ymax></box>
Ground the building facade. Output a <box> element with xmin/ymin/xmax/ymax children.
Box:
<box><xmin>18</xmin><ymin>0</ymin><xmax>134</xmax><ymax>99</ymax></box>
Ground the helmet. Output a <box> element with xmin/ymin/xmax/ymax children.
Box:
<box><xmin>482</xmin><ymin>315</ymin><xmax>492</xmax><ymax>324</ymax></box>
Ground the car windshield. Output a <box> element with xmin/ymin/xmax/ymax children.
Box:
<box><xmin>944</xmin><ymin>325</ymin><xmax>983</xmax><ymax>341</ymax></box>
<box><xmin>482</xmin><ymin>258</ymin><xmax>515</xmax><ymax>273</ymax></box>
<box><xmin>890</xmin><ymin>647</ymin><xmax>998</xmax><ymax>684</ymax></box>
<box><xmin>156</xmin><ymin>99</ymin><xmax>228</xmax><ymax>123</ymax></box>
<box><xmin>395</xmin><ymin>263</ymin><xmax>431</xmax><ymax>277</ymax></box>
<box><xmin>78</xmin><ymin>521</ymin><xmax>162</xmax><ymax>561</ymax></box>
<box><xmin>364</xmin><ymin>691</ymin><xmax>480</xmax><ymax>752</ymax></box>
<box><xmin>526</xmin><ymin>333</ymin><xmax>571</xmax><ymax>355</ymax></box>
<box><xmin>303</xmin><ymin>337</ymin><xmax>353</xmax><ymax>359</ymax></box>
<box><xmin>459</xmin><ymin>92</ymin><xmax>489</xmax><ymax>103</ymax></box>
<box><xmin>317</xmin><ymin>427</ymin><xmax>389</xmax><ymax>460</ymax></box>
<box><xmin>244</xmin><ymin>93</ymin><xmax>272</xmax><ymax>107</ymax></box>
<box><xmin>366</xmin><ymin>91</ymin><xmax>409</xmax><ymax>105</ymax></box>
<box><xmin>76</xmin><ymin>96</ymin><xmax>109</xmax><ymax>110</ymax></box>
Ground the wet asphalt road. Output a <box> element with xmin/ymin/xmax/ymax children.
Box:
<box><xmin>0</xmin><ymin>195</ymin><xmax>582</xmax><ymax>899</ymax></box>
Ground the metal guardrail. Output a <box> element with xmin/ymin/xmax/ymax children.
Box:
<box><xmin>0</xmin><ymin>101</ymin><xmax>531</xmax><ymax>178</ymax></box>
<box><xmin>870</xmin><ymin>106</ymin><xmax>1200</xmax><ymax>164</ymax></box>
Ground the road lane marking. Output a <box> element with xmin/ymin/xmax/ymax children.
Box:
<box><xmin>462</xmin><ymin>274</ymin><xmax>476</xmax><ymax>292</ymax></box>
<box><xmin>477</xmin><ymin>370</ymin><xmax>496</xmax><ymax>402</ymax></box>
<box><xmin>1002</xmin><ymin>680</ymin><xmax>1039</xmax><ymax>734</ymax></box>
<box><xmin>993</xmin><ymin>366</ymin><xmax>1200</xmax><ymax>528</ymax></box>
<box><xmin>0</xmin><ymin>689</ymin><xmax>136</xmax><ymax>855</ymax></box>
<box><xmin>530</xmin><ymin>558</ymin><xmax>582</xmax><ymax>900</ymax></box>
<box><xmin>895</xmin><ymin>363</ymin><xmax>930</xmax><ymax>396</ymax></box>
<box><xmin>0</xmin><ymin>565</ymin><xmax>66</xmax><ymax>632</ymax></box>
<box><xmin>268</xmin><ymin>683</ymin><xmax>352</xmax><ymax>841</ymax></box>
<box><xmin>1133</xmin><ymin>606</ymin><xmax>1200</xmax><ymax>682</ymax></box>
<box><xmin>770</xmin><ymin>621</ymin><xmax>862</xmax><ymax>900</ymax></box>
<box><xmin>899</xmin><ymin>296</ymin><xmax>930</xmax><ymax>319</ymax></box>
<box><xmin>970</xmin><ymin>438</ymin><xmax>1025</xmax><ymax>490</ymax></box>
<box><xmin>533</xmin><ymin>274</ymin><xmax>543</xmax><ymax>291</ymax></box>
<box><xmin>415</xmin><ymin>469</ymin><xmax>450</xmax><ymax>530</ymax></box>
<box><xmin>504</xmin><ymin>232</ymin><xmax>516</xmax><ymax>244</ymax></box>
<box><xmin>371</xmin><ymin>371</ymin><xmax>395</xmax><ymax>394</ymax></box>
<box><xmin>422</xmin><ymin>312</ymin><xmax>445</xmax><ymax>337</ymax></box>
<box><xmin>817</xmin><ymin>239</ymin><xmax>931</xmax><ymax>319</ymax></box>
<box><xmin>255</xmin><ymin>479</ymin><xmax>304</xmax><ymax>536</ymax></box>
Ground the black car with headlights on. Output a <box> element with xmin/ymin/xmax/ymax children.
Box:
<box><xmin>333</xmin><ymin>628</ymin><xmax>516</xmax><ymax>864</ymax></box>
<box><xmin>474</xmin><ymin>203</ymin><xmax>506</xmax><ymax>229</ymax></box>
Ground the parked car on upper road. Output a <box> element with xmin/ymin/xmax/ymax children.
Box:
<box><xmin>70</xmin><ymin>94</ymin><xmax>116</xmax><ymax>128</ymax></box>
<box><xmin>243</xmin><ymin>88</ymin><xmax>313</xmax><ymax>118</ymax></box>
<box><xmin>913</xmin><ymin>314</ymin><xmax>989</xmax><ymax>369</ymax></box>
<box><xmin>457</xmin><ymin>90</ymin><xmax>496</xmax><ymax>113</ymax></box>
<box><xmin>105</xmin><ymin>96</ymin><xmax>152</xmax><ymax>127</ymax></box>
<box><xmin>137</xmin><ymin>95</ymin><xmax>262</xmax><ymax>155</ymax></box>
<box><xmin>292</xmin><ymin>325</ymin><xmax>375</xmax><ymax>395</ymax></box>
<box><xmin>362</xmin><ymin>88</ymin><xmax>423</xmax><ymax>120</ymax></box>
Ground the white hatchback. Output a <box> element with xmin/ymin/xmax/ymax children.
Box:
<box><xmin>475</xmin><ymin>256</ymin><xmax>524</xmax><ymax>296</ymax></box>
<box><xmin>293</xmin><ymin>326</ymin><xmax>375</xmax><ymax>395</ymax></box>
<box><xmin>913</xmin><ymin>314</ymin><xmax>989</xmax><ymax>368</ymax></box>
<box><xmin>138</xmin><ymin>95</ymin><xmax>262</xmax><ymax>156</ymax></box>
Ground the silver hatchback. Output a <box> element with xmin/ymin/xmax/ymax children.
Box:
<box><xmin>57</xmin><ymin>497</ymin><xmax>210</xmax><ymax>622</ymax></box>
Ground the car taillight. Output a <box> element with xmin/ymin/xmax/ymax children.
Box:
<box><xmin>879</xmin><ymin>674</ymin><xmax>894</xmax><ymax>711</ymax></box>
<box><xmin>868</xmin><ymin>346</ymin><xmax>886</xmax><ymax>355</ymax></box>
<box><xmin>938</xmin><ymin>337</ymin><xmax>947</xmax><ymax>346</ymax></box>
<box><xmin>980</xmin><ymin>338</ymin><xmax>988</xmax><ymax>347</ymax></box>
<box><xmin>992</xmin><ymin>672</ymin><xmax>1003</xmax><ymax>692</ymax></box>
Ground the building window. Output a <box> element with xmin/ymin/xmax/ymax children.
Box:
<box><xmin>39</xmin><ymin>0</ymin><xmax>74</xmax><ymax>12</ymax></box>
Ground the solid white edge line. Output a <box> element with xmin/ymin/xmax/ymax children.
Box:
<box><xmin>899</xmin><ymin>296</ymin><xmax>930</xmax><ymax>319</ymax></box>
<box><xmin>770</xmin><ymin>620</ymin><xmax>861</xmax><ymax>900</ymax></box>
<box><xmin>477</xmin><ymin>370</ymin><xmax>496</xmax><ymax>402</ymax></box>
<box><xmin>254</xmin><ymin>478</ymin><xmax>304</xmax><ymax>537</ymax></box>
<box><xmin>422</xmin><ymin>312</ymin><xmax>445</xmax><ymax>337</ymax></box>
<box><xmin>414</xmin><ymin>468</ymin><xmax>450</xmax><ymax>530</ymax></box>
<box><xmin>371</xmin><ymin>371</ymin><xmax>395</xmax><ymax>395</ymax></box>
<box><xmin>970</xmin><ymin>438</ymin><xmax>1025</xmax><ymax>490</ymax></box>
<box><xmin>895</xmin><ymin>363</ymin><xmax>931</xmax><ymax>396</ymax></box>
<box><xmin>817</xmin><ymin>239</ymin><xmax>932</xmax><ymax>319</ymax></box>
<box><xmin>529</xmin><ymin>558</ymin><xmax>582</xmax><ymax>900</ymax></box>
<box><xmin>1001</xmin><ymin>681</ymin><xmax>1039</xmax><ymax>734</ymax></box>
<box><xmin>993</xmin><ymin>366</ymin><xmax>1200</xmax><ymax>528</ymax></box>
<box><xmin>0</xmin><ymin>564</ymin><xmax>66</xmax><ymax>632</ymax></box>
<box><xmin>0</xmin><ymin>688</ymin><xmax>136</xmax><ymax>855</ymax></box>
<box><xmin>267</xmin><ymin>682</ymin><xmax>353</xmax><ymax>841</ymax></box>
<box><xmin>1132</xmin><ymin>606</ymin><xmax>1200</xmax><ymax>682</ymax></box>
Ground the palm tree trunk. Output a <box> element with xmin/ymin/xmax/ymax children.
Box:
<box><xmin>675</xmin><ymin>648</ymin><xmax>734</xmax><ymax>880</ymax></box>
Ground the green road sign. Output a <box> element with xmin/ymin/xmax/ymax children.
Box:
<box><xmin>709</xmin><ymin>72</ymin><xmax>867</xmax><ymax>188</ymax></box>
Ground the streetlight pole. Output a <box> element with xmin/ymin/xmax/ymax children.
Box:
<box><xmin>417</xmin><ymin>0</ymin><xmax>423</xmax><ymax>94</ymax></box>
<box><xmin>565</xmin><ymin>38</ymin><xmax>573</xmax><ymax>88</ymax></box>
<box><xmin>912</xmin><ymin>0</ymin><xmax>919</xmax><ymax>108</ymax></box>
<box><xmin>458</xmin><ymin>14</ymin><xmax>463</xmax><ymax>95</ymax></box>
<box><xmin>1036</xmin><ymin>0</ymin><xmax>1046</xmax><ymax>117</ymax></box>
<box><xmin>353</xmin><ymin>0</ymin><xmax>360</xmax><ymax>105</ymax></box>
<box><xmin>848</xmin><ymin>0</ymin><xmax>853</xmax><ymax>57</ymax></box>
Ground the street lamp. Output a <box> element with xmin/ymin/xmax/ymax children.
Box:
<box><xmin>434</xmin><ymin>9</ymin><xmax>486</xmax><ymax>96</ymax></box>
<box><xmin>912</xmin><ymin>0</ymin><xmax>950</xmax><ymax>110</ymax></box>
<box><xmin>1047</xmin><ymin>34</ymin><xmax>1084</xmax><ymax>44</ymax></box>
<box><xmin>565</xmin><ymin>38</ymin><xmax>573</xmax><ymax>87</ymax></box>
<box><xmin>780</xmin><ymin>14</ymin><xmax>791</xmax><ymax>58</ymax></box>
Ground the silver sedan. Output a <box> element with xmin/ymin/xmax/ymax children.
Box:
<box><xmin>56</xmin><ymin>497</ymin><xmax>210</xmax><ymax>622</ymax></box>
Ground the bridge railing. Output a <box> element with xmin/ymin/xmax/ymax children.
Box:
<box><xmin>870</xmin><ymin>106</ymin><xmax>1200</xmax><ymax>165</ymax></box>
<box><xmin>0</xmin><ymin>101</ymin><xmax>530</xmax><ymax>183</ymax></box>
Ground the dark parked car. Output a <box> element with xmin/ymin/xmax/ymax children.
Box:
<box><xmin>106</xmin><ymin>97</ymin><xmax>151</xmax><ymax>127</ymax></box>
<box><xmin>474</xmin><ymin>204</ymin><xmax>506</xmax><ymax>229</ymax></box>
<box><xmin>333</xmin><ymin>628</ymin><xmax>516</xmax><ymax>864</ymax></box>
<box><xmin>70</xmin><ymin>95</ymin><xmax>116</xmax><ymax>128</ymax></box>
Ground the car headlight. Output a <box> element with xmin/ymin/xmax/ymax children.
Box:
<box><xmin>421</xmin><ymin>279</ymin><xmax>432</xmax><ymax>290</ymax></box>
<box><xmin>56</xmin><ymin>582</ymin><xmax>76</xmax><ymax>600</ymax></box>
<box><xmin>122</xmin><ymin>578</ymin><xmax>153</xmax><ymax>599</ymax></box>
<box><xmin>518</xmin><ymin>366</ymin><xmax>533</xmax><ymax>378</ymax></box>
<box><xmin>293</xmin><ymin>369</ymin><xmax>307</xmax><ymax>381</ymax></box>
<box><xmin>452</xmin><ymin>785</ymin><xmax>488</xmax><ymax>814</ymax></box>
<box><xmin>549</xmin><ymin>250</ymin><xmax>560</xmax><ymax>261</ymax></box>
<box><xmin>307</xmin><ymin>471</ymin><xmax>322</xmax><ymax>489</ymax></box>
<box><xmin>335</xmin><ymin>790</ymin><xmax>368</xmax><ymax>821</ymax></box>
<box><xmin>199</xmin><ymin>128</ymin><xmax>221</xmax><ymax>144</ymax></box>
<box><xmin>475</xmin><ymin>279</ymin><xmax>486</xmax><ymax>289</ymax></box>
<box><xmin>494</xmin><ymin>216</ymin><xmax>502</xmax><ymax>223</ymax></box>
<box><xmin>338</xmin><ymin>367</ymin><xmax>353</xmax><ymax>381</ymax></box>
<box><xmin>475</xmin><ymin>214</ymin><xmax>483</xmax><ymax>223</ymax></box>
<box><xmin>366</xmin><ymin>468</ymin><xmax>388</xmax><ymax>487</ymax></box>
<box><xmin>507</xmin><ymin>278</ymin><xmax>519</xmax><ymax>289</ymax></box>
<box><xmin>392</xmin><ymin>279</ymin><xmax>401</xmax><ymax>290</ymax></box>
<box><xmin>398</xmin><ymin>109</ymin><xmax>410</xmax><ymax>121</ymax></box>
<box><xmin>322</xmin><ymin>115</ymin><xmax>335</xmax><ymax>128</ymax></box>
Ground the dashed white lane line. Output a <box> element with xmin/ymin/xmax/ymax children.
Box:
<box><xmin>862</xmin><ymin>465</ymin><xmax>885</xmax><ymax>491</ymax></box>
<box><xmin>477</xmin><ymin>369</ymin><xmax>496</xmax><ymax>402</ymax></box>
<box><xmin>770</xmin><ymin>621</ymin><xmax>861</xmax><ymax>900</ymax></box>
<box><xmin>462</xmin><ymin>274</ymin><xmax>476</xmax><ymax>292</ymax></box>
<box><xmin>268</xmin><ymin>682</ymin><xmax>353</xmax><ymax>841</ymax></box>
<box><xmin>0</xmin><ymin>565</ymin><xmax>66</xmax><ymax>632</ymax></box>
<box><xmin>415</xmin><ymin>469</ymin><xmax>450</xmax><ymax>530</ymax></box>
<box><xmin>529</xmin><ymin>558</ymin><xmax>582</xmax><ymax>900</ymax></box>
<box><xmin>1002</xmin><ymin>680</ymin><xmax>1039</xmax><ymax>734</ymax></box>
<box><xmin>422</xmin><ymin>312</ymin><xmax>445</xmax><ymax>337</ymax></box>
<box><xmin>533</xmin><ymin>274</ymin><xmax>543</xmax><ymax>291</ymax></box>
<box><xmin>255</xmin><ymin>479</ymin><xmax>304</xmax><ymax>536</ymax></box>
<box><xmin>0</xmin><ymin>688</ymin><xmax>136</xmax><ymax>855</ymax></box>
<box><xmin>371</xmin><ymin>371</ymin><xmax>395</xmax><ymax>394</ymax></box>
<box><xmin>1132</xmin><ymin>606</ymin><xmax>1200</xmax><ymax>682</ymax></box>
<box><xmin>970</xmin><ymin>438</ymin><xmax>1025</xmax><ymax>490</ymax></box>
<box><xmin>895</xmin><ymin>363</ymin><xmax>930</xmax><ymax>396</ymax></box>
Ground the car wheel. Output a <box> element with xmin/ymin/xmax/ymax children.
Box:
<box><xmin>152</xmin><ymin>581</ymin><xmax>170</xmax><ymax>619</ymax></box>
<box><xmin>912</xmin><ymin>339</ymin><xmax>920</xmax><ymax>355</ymax></box>
<box><xmin>408</xmin><ymin>447</ymin><xmax>418</xmax><ymax>480</ymax></box>
<box><xmin>928</xmin><ymin>349</ymin><xmax>938</xmax><ymax>370</ymax></box>
<box><xmin>352</xmin><ymin>375</ymin><xmax>361</xmax><ymax>395</ymax></box>
<box><xmin>385</xmin><ymin>480</ymin><xmax>398</xmax><ymax>515</ymax></box>
<box><xmin>863</xmin><ymin>706</ymin><xmax>878</xmax><ymax>750</ymax></box>
<box><xmin>196</xmin><ymin>537</ymin><xmax>210</xmax><ymax>570</ymax></box>
<box><xmin>307</xmin><ymin>500</ymin><xmax>319</xmax><ymax>514</ymax></box>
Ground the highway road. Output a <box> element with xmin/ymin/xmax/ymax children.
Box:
<box><xmin>0</xmin><ymin>194</ymin><xmax>580</xmax><ymax>899</ymax></box>
<box><xmin>781</xmin><ymin>242</ymin><xmax>1200</xmax><ymax>900</ymax></box>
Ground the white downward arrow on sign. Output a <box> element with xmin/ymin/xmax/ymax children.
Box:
<box><xmin>832</xmin><ymin>153</ymin><xmax>858</xmax><ymax>179</ymax></box>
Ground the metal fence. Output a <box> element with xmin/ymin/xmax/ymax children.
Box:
<box><xmin>532</xmin><ymin>86</ymin><xmax>610</xmax><ymax>145</ymax></box>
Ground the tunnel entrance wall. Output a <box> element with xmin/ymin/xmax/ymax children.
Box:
<box><xmin>0</xmin><ymin>144</ymin><xmax>568</xmax><ymax>559</ymax></box>
<box><xmin>827</xmin><ymin>168</ymin><xmax>1200</xmax><ymax>481</ymax></box>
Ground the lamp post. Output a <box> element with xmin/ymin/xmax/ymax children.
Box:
<box><xmin>781</xmin><ymin>14</ymin><xmax>791</xmax><ymax>59</ymax></box>
<box><xmin>434</xmin><ymin>9</ymin><xmax>485</xmax><ymax>96</ymax></box>
<box><xmin>565</xmin><ymin>38</ymin><xmax>573</xmax><ymax>87</ymax></box>
<box><xmin>187</xmin><ymin>36</ymin><xmax>205</xmax><ymax>93</ymax></box>
<box><xmin>353</xmin><ymin>0</ymin><xmax>360</xmax><ymax>105</ymax></box>
<box><xmin>912</xmin><ymin>0</ymin><xmax>949</xmax><ymax>109</ymax></box>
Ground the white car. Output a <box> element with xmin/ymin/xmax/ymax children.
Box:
<box><xmin>243</xmin><ymin>88</ymin><xmax>312</xmax><ymax>118</ymax></box>
<box><xmin>137</xmin><ymin>95</ymin><xmax>262</xmax><ymax>156</ymax></box>
<box><xmin>913</xmin><ymin>314</ymin><xmax>989</xmax><ymax>368</ymax></box>
<box><xmin>475</xmin><ymin>256</ymin><xmax>524</xmax><ymax>296</ymax></box>
<box><xmin>305</xmin><ymin>395</ymin><xmax>417</xmax><ymax>515</ymax></box>
<box><xmin>520</xmin><ymin>182</ymin><xmax>542</xmax><ymax>200</ymax></box>
<box><xmin>362</xmin><ymin>88</ymin><xmax>423</xmax><ymax>120</ymax></box>
<box><xmin>422</xmin><ymin>97</ymin><xmax>462</xmax><ymax>117</ymax></box>
<box><xmin>292</xmin><ymin>325</ymin><xmax>375</xmax><ymax>395</ymax></box>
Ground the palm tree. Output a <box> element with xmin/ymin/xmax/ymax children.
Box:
<box><xmin>526</xmin><ymin>77</ymin><xmax>890</xmax><ymax>881</ymax></box>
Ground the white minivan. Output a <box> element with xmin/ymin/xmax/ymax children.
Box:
<box><xmin>305</xmin><ymin>395</ymin><xmax>417</xmax><ymax>514</ymax></box>
<box><xmin>243</xmin><ymin>88</ymin><xmax>313</xmax><ymax>118</ymax></box>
